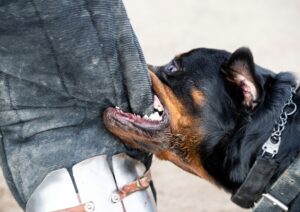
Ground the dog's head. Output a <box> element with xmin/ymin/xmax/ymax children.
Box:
<box><xmin>104</xmin><ymin>47</ymin><xmax>265</xmax><ymax>181</ymax></box>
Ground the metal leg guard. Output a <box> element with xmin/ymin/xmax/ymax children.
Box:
<box><xmin>112</xmin><ymin>154</ymin><xmax>157</xmax><ymax>212</ymax></box>
<box><xmin>26</xmin><ymin>154</ymin><xmax>156</xmax><ymax>212</ymax></box>
<box><xmin>26</xmin><ymin>169</ymin><xmax>81</xmax><ymax>212</ymax></box>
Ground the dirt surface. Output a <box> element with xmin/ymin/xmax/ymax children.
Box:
<box><xmin>1</xmin><ymin>0</ymin><xmax>300</xmax><ymax>211</ymax></box>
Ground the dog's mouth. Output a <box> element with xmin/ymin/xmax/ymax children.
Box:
<box><xmin>103</xmin><ymin>92</ymin><xmax>170</xmax><ymax>139</ymax></box>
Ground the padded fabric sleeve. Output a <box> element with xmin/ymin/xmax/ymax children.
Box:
<box><xmin>0</xmin><ymin>0</ymin><xmax>153</xmax><ymax>208</ymax></box>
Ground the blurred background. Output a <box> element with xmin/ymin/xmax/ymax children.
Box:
<box><xmin>1</xmin><ymin>0</ymin><xmax>299</xmax><ymax>211</ymax></box>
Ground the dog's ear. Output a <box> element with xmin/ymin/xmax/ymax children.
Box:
<box><xmin>222</xmin><ymin>47</ymin><xmax>262</xmax><ymax>109</ymax></box>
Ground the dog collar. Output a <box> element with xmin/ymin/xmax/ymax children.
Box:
<box><xmin>253</xmin><ymin>152</ymin><xmax>300</xmax><ymax>212</ymax></box>
<box><xmin>231</xmin><ymin>86</ymin><xmax>298</xmax><ymax>209</ymax></box>
<box><xmin>262</xmin><ymin>86</ymin><xmax>297</xmax><ymax>158</ymax></box>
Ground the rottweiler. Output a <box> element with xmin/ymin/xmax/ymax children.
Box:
<box><xmin>104</xmin><ymin>47</ymin><xmax>300</xmax><ymax>210</ymax></box>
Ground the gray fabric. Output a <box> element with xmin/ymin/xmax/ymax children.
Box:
<box><xmin>0</xmin><ymin>0</ymin><xmax>153</xmax><ymax>208</ymax></box>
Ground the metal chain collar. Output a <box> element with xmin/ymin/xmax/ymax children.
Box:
<box><xmin>262</xmin><ymin>86</ymin><xmax>298</xmax><ymax>158</ymax></box>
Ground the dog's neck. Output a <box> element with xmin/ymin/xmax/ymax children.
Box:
<box><xmin>200</xmin><ymin>72</ymin><xmax>300</xmax><ymax>193</ymax></box>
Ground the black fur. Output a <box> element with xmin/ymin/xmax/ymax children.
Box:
<box><xmin>157</xmin><ymin>47</ymin><xmax>300</xmax><ymax>210</ymax></box>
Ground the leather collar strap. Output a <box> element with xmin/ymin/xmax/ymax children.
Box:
<box><xmin>253</xmin><ymin>152</ymin><xmax>300</xmax><ymax>212</ymax></box>
<box><xmin>231</xmin><ymin>157</ymin><xmax>278</xmax><ymax>208</ymax></box>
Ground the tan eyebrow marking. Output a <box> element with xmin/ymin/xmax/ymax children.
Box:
<box><xmin>190</xmin><ymin>87</ymin><xmax>205</xmax><ymax>107</ymax></box>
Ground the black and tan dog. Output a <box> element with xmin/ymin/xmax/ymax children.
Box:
<box><xmin>104</xmin><ymin>47</ymin><xmax>300</xmax><ymax>210</ymax></box>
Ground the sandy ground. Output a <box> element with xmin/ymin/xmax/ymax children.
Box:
<box><xmin>1</xmin><ymin>0</ymin><xmax>300</xmax><ymax>211</ymax></box>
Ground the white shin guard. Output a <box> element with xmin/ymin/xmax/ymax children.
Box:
<box><xmin>26</xmin><ymin>153</ymin><xmax>156</xmax><ymax>212</ymax></box>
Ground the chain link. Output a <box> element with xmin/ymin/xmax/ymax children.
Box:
<box><xmin>262</xmin><ymin>86</ymin><xmax>297</xmax><ymax>157</ymax></box>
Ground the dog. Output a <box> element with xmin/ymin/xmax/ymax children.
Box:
<box><xmin>104</xmin><ymin>47</ymin><xmax>300</xmax><ymax>211</ymax></box>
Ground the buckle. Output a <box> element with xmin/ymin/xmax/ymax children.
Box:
<box><xmin>262</xmin><ymin>137</ymin><xmax>281</xmax><ymax>158</ymax></box>
<box><xmin>262</xmin><ymin>193</ymin><xmax>288</xmax><ymax>211</ymax></box>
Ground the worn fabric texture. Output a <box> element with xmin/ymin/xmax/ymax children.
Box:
<box><xmin>0</xmin><ymin>0</ymin><xmax>153</xmax><ymax>209</ymax></box>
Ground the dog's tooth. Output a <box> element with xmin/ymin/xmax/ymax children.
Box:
<box><xmin>153</xmin><ymin>95</ymin><xmax>164</xmax><ymax>112</ymax></box>
<box><xmin>149</xmin><ymin>113</ymin><xmax>155</xmax><ymax>119</ymax></box>
<box><xmin>115</xmin><ymin>106</ymin><xmax>122</xmax><ymax>112</ymax></box>
<box><xmin>149</xmin><ymin>112</ymin><xmax>162</xmax><ymax>121</ymax></box>
<box><xmin>158</xmin><ymin>108</ymin><xmax>164</xmax><ymax>112</ymax></box>
<box><xmin>155</xmin><ymin>105</ymin><xmax>164</xmax><ymax>112</ymax></box>
<box><xmin>143</xmin><ymin>114</ymin><xmax>150</xmax><ymax>120</ymax></box>
<box><xmin>154</xmin><ymin>105</ymin><xmax>164</xmax><ymax>112</ymax></box>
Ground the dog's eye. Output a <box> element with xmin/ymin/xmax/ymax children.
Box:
<box><xmin>167</xmin><ymin>64</ymin><xmax>177</xmax><ymax>72</ymax></box>
<box><xmin>165</xmin><ymin>60</ymin><xmax>182</xmax><ymax>74</ymax></box>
